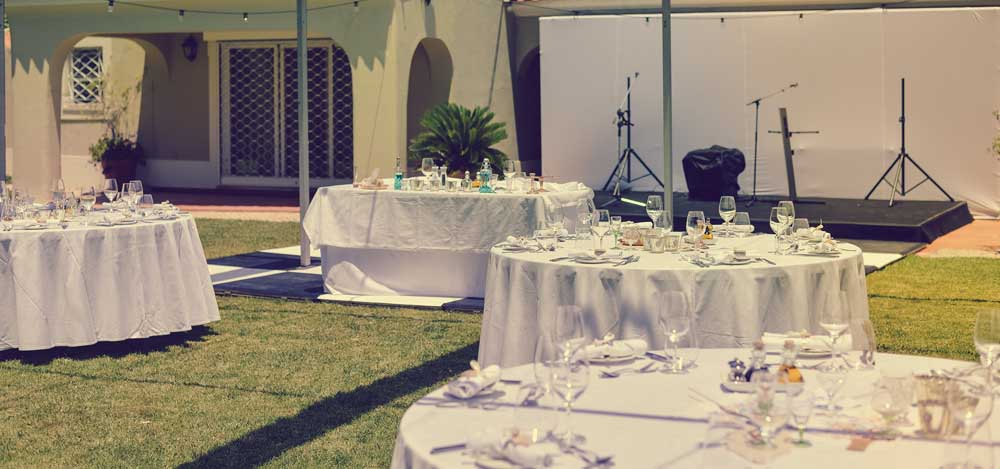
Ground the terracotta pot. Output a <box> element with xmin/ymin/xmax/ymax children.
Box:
<box><xmin>101</xmin><ymin>158</ymin><xmax>138</xmax><ymax>182</ymax></box>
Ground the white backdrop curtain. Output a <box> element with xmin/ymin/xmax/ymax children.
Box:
<box><xmin>540</xmin><ymin>7</ymin><xmax>1000</xmax><ymax>218</ymax></box>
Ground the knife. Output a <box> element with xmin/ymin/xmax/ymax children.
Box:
<box><xmin>430</xmin><ymin>443</ymin><xmax>466</xmax><ymax>454</ymax></box>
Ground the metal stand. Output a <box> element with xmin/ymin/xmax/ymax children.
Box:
<box><xmin>863</xmin><ymin>78</ymin><xmax>953</xmax><ymax>207</ymax></box>
<box><xmin>601</xmin><ymin>75</ymin><xmax>664</xmax><ymax>208</ymax></box>
<box><xmin>746</xmin><ymin>83</ymin><xmax>798</xmax><ymax>207</ymax></box>
<box><xmin>767</xmin><ymin>107</ymin><xmax>824</xmax><ymax>204</ymax></box>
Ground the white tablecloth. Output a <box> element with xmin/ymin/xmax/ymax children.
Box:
<box><xmin>480</xmin><ymin>235</ymin><xmax>869</xmax><ymax>367</ymax></box>
<box><xmin>0</xmin><ymin>216</ymin><xmax>220</xmax><ymax>351</ymax></box>
<box><xmin>392</xmin><ymin>350</ymin><xmax>994</xmax><ymax>469</ymax></box>
<box><xmin>302</xmin><ymin>182</ymin><xmax>594</xmax><ymax>297</ymax></box>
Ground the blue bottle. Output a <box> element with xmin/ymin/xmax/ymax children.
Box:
<box><xmin>393</xmin><ymin>156</ymin><xmax>404</xmax><ymax>190</ymax></box>
<box><xmin>478</xmin><ymin>158</ymin><xmax>493</xmax><ymax>193</ymax></box>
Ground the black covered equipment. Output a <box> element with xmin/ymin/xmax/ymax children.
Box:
<box><xmin>682</xmin><ymin>145</ymin><xmax>746</xmax><ymax>201</ymax></box>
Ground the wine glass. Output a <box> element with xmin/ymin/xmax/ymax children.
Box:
<box><xmin>138</xmin><ymin>194</ymin><xmax>155</xmax><ymax>218</ymax></box>
<box><xmin>609</xmin><ymin>216</ymin><xmax>622</xmax><ymax>247</ymax></box>
<box><xmin>769</xmin><ymin>207</ymin><xmax>789</xmax><ymax>253</ymax></box>
<box><xmin>718</xmin><ymin>196</ymin><xmax>736</xmax><ymax>236</ymax></box>
<box><xmin>656</xmin><ymin>291</ymin><xmax>696</xmax><ymax>373</ymax></box>
<box><xmin>820</xmin><ymin>291</ymin><xmax>850</xmax><ymax>363</ymax></box>
<box><xmin>646</xmin><ymin>195</ymin><xmax>664</xmax><ymax>229</ymax></box>
<box><xmin>943</xmin><ymin>377</ymin><xmax>995</xmax><ymax>469</ymax></box>
<box><xmin>79</xmin><ymin>187</ymin><xmax>97</xmax><ymax>226</ymax></box>
<box><xmin>129</xmin><ymin>180</ymin><xmax>144</xmax><ymax>203</ymax></box>
<box><xmin>974</xmin><ymin>309</ymin><xmax>1000</xmax><ymax>373</ymax></box>
<box><xmin>553</xmin><ymin>305</ymin><xmax>587</xmax><ymax>350</ymax></box>
<box><xmin>534</xmin><ymin>334</ymin><xmax>558</xmax><ymax>393</ymax></box>
<box><xmin>788</xmin><ymin>390</ymin><xmax>815</xmax><ymax>446</ymax></box>
<box><xmin>871</xmin><ymin>377</ymin><xmax>911</xmax><ymax>435</ymax></box>
<box><xmin>103</xmin><ymin>178</ymin><xmax>119</xmax><ymax>205</ymax></box>
<box><xmin>791</xmin><ymin>218</ymin><xmax>810</xmax><ymax>238</ymax></box>
<box><xmin>576</xmin><ymin>199</ymin><xmax>595</xmax><ymax>241</ymax></box>
<box><xmin>550</xmin><ymin>340</ymin><xmax>589</xmax><ymax>446</ymax></box>
<box><xmin>420</xmin><ymin>157</ymin><xmax>435</xmax><ymax>179</ymax></box>
<box><xmin>51</xmin><ymin>178</ymin><xmax>66</xmax><ymax>204</ymax></box>
<box><xmin>591</xmin><ymin>209</ymin><xmax>611</xmax><ymax>253</ymax></box>
<box><xmin>504</xmin><ymin>160</ymin><xmax>516</xmax><ymax>179</ymax></box>
<box><xmin>685</xmin><ymin>211</ymin><xmax>706</xmax><ymax>244</ymax></box>
<box><xmin>778</xmin><ymin>200</ymin><xmax>795</xmax><ymax>230</ymax></box>
<box><xmin>816</xmin><ymin>363</ymin><xmax>849</xmax><ymax>414</ymax></box>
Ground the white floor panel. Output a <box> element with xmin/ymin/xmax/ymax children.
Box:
<box><xmin>862</xmin><ymin>252</ymin><xmax>903</xmax><ymax>270</ymax></box>
<box><xmin>261</xmin><ymin>245</ymin><xmax>322</xmax><ymax>257</ymax></box>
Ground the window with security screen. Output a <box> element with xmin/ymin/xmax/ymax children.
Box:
<box><xmin>70</xmin><ymin>48</ymin><xmax>104</xmax><ymax>104</ymax></box>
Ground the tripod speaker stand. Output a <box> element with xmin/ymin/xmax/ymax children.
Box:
<box><xmin>863</xmin><ymin>78</ymin><xmax>953</xmax><ymax>207</ymax></box>
<box><xmin>601</xmin><ymin>75</ymin><xmax>664</xmax><ymax>208</ymax></box>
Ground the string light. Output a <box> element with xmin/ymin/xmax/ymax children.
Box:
<box><xmin>353</xmin><ymin>1</ymin><xmax>359</xmax><ymax>13</ymax></box>
<box><xmin>243</xmin><ymin>12</ymin><xmax>249</xmax><ymax>22</ymax></box>
<box><xmin>178</xmin><ymin>9</ymin><xmax>185</xmax><ymax>22</ymax></box>
<box><xmin>107</xmin><ymin>0</ymin><xmax>114</xmax><ymax>13</ymax></box>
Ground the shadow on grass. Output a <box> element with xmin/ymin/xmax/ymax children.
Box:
<box><xmin>868</xmin><ymin>294</ymin><xmax>1000</xmax><ymax>304</ymax></box>
<box><xmin>178</xmin><ymin>342</ymin><xmax>479</xmax><ymax>469</ymax></box>
<box><xmin>0</xmin><ymin>326</ymin><xmax>217</xmax><ymax>366</ymax></box>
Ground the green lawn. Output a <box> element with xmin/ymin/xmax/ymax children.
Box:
<box><xmin>0</xmin><ymin>220</ymin><xmax>997</xmax><ymax>467</ymax></box>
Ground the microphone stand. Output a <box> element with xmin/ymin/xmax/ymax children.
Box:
<box><xmin>745</xmin><ymin>83</ymin><xmax>797</xmax><ymax>207</ymax></box>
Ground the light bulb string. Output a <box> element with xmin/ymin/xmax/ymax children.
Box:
<box><xmin>106</xmin><ymin>0</ymin><xmax>369</xmax><ymax>17</ymax></box>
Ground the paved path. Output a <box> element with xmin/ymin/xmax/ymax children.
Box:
<box><xmin>918</xmin><ymin>220</ymin><xmax>1000</xmax><ymax>258</ymax></box>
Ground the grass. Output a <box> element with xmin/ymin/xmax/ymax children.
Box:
<box><xmin>0</xmin><ymin>219</ymin><xmax>997</xmax><ymax>467</ymax></box>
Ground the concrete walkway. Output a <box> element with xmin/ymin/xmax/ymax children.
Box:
<box><xmin>917</xmin><ymin>220</ymin><xmax>1000</xmax><ymax>258</ymax></box>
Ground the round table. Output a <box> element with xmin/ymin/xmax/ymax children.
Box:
<box><xmin>479</xmin><ymin>235</ymin><xmax>869</xmax><ymax>367</ymax></box>
<box><xmin>302</xmin><ymin>181</ymin><xmax>594</xmax><ymax>298</ymax></box>
<box><xmin>0</xmin><ymin>215</ymin><xmax>220</xmax><ymax>351</ymax></box>
<box><xmin>392</xmin><ymin>349</ymin><xmax>993</xmax><ymax>468</ymax></box>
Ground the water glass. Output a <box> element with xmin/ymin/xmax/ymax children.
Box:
<box><xmin>591</xmin><ymin>210</ymin><xmax>611</xmax><ymax>252</ymax></box>
<box><xmin>550</xmin><ymin>342</ymin><xmax>589</xmax><ymax>446</ymax></box>
<box><xmin>685</xmin><ymin>211</ymin><xmax>706</xmax><ymax>243</ymax></box>
<box><xmin>871</xmin><ymin>376</ymin><xmax>912</xmax><ymax>434</ymax></box>
<box><xmin>732</xmin><ymin>212</ymin><xmax>752</xmax><ymax>237</ymax></box>
<box><xmin>816</xmin><ymin>363</ymin><xmax>849</xmax><ymax>414</ymax></box>
<box><xmin>534</xmin><ymin>230</ymin><xmax>558</xmax><ymax>251</ymax></box>
<box><xmin>649</xmin><ymin>233</ymin><xmax>667</xmax><ymax>253</ymax></box>
<box><xmin>769</xmin><ymin>207</ymin><xmax>789</xmax><ymax>253</ymax></box>
<box><xmin>420</xmin><ymin>158</ymin><xmax>435</xmax><ymax>178</ymax></box>
<box><xmin>974</xmin><ymin>309</ymin><xmax>1000</xmax><ymax>371</ymax></box>
<box><xmin>718</xmin><ymin>196</ymin><xmax>736</xmax><ymax>235</ymax></box>
<box><xmin>664</xmin><ymin>232</ymin><xmax>682</xmax><ymax>252</ymax></box>
<box><xmin>944</xmin><ymin>376</ymin><xmax>995</xmax><ymax>469</ymax></box>
<box><xmin>446</xmin><ymin>180</ymin><xmax>459</xmax><ymax>192</ymax></box>
<box><xmin>646</xmin><ymin>195</ymin><xmax>664</xmax><ymax>229</ymax></box>
<box><xmin>103</xmin><ymin>178</ymin><xmax>119</xmax><ymax>204</ymax></box>
<box><xmin>788</xmin><ymin>390</ymin><xmax>815</xmax><ymax>446</ymax></box>
<box><xmin>656</xmin><ymin>291</ymin><xmax>698</xmax><ymax>373</ymax></box>
<box><xmin>792</xmin><ymin>218</ymin><xmax>810</xmax><ymax>237</ymax></box>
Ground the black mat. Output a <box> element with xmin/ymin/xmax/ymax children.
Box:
<box><xmin>597</xmin><ymin>191</ymin><xmax>972</xmax><ymax>243</ymax></box>
<box><xmin>842</xmin><ymin>239</ymin><xmax>925</xmax><ymax>256</ymax></box>
<box><xmin>209</xmin><ymin>253</ymin><xmax>319</xmax><ymax>270</ymax></box>
<box><xmin>214</xmin><ymin>272</ymin><xmax>324</xmax><ymax>300</ymax></box>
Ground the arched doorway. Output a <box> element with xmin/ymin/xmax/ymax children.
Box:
<box><xmin>515</xmin><ymin>48</ymin><xmax>541</xmax><ymax>171</ymax></box>
<box><xmin>406</xmin><ymin>38</ymin><xmax>453</xmax><ymax>158</ymax></box>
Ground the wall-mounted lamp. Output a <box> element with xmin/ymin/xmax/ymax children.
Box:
<box><xmin>182</xmin><ymin>35</ymin><xmax>199</xmax><ymax>62</ymax></box>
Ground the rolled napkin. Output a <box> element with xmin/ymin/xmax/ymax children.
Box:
<box><xmin>623</xmin><ymin>221</ymin><xmax>653</xmax><ymax>229</ymax></box>
<box><xmin>466</xmin><ymin>429</ymin><xmax>554</xmax><ymax>467</ymax></box>
<box><xmin>446</xmin><ymin>360</ymin><xmax>500</xmax><ymax>399</ymax></box>
<box><xmin>584</xmin><ymin>338</ymin><xmax>648</xmax><ymax>360</ymax></box>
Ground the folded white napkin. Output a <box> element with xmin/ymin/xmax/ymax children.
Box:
<box><xmin>762</xmin><ymin>332</ymin><xmax>853</xmax><ymax>351</ymax></box>
<box><xmin>467</xmin><ymin>429</ymin><xmax>554</xmax><ymax>468</ymax></box>
<box><xmin>799</xmin><ymin>241</ymin><xmax>837</xmax><ymax>254</ymax></box>
<box><xmin>446</xmin><ymin>364</ymin><xmax>500</xmax><ymax>399</ymax></box>
<box><xmin>623</xmin><ymin>221</ymin><xmax>653</xmax><ymax>229</ymax></box>
<box><xmin>584</xmin><ymin>338</ymin><xmax>648</xmax><ymax>360</ymax></box>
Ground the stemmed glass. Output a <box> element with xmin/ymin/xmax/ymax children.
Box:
<box><xmin>820</xmin><ymin>291</ymin><xmax>850</xmax><ymax>364</ymax></box>
<box><xmin>51</xmin><ymin>178</ymin><xmax>66</xmax><ymax>204</ymax></box>
<box><xmin>718</xmin><ymin>196</ymin><xmax>736</xmax><ymax>236</ymax></box>
<box><xmin>103</xmin><ymin>178</ymin><xmax>119</xmax><ymax>206</ymax></box>
<box><xmin>420</xmin><ymin>158</ymin><xmax>435</xmax><ymax>186</ymax></box>
<box><xmin>657</xmin><ymin>291</ymin><xmax>696</xmax><ymax>373</ymax></box>
<box><xmin>816</xmin><ymin>364</ymin><xmax>849</xmax><ymax>414</ymax></box>
<box><xmin>685</xmin><ymin>211</ymin><xmax>706</xmax><ymax>245</ymax></box>
<box><xmin>129</xmin><ymin>180</ymin><xmax>144</xmax><ymax>203</ymax></box>
<box><xmin>942</xmin><ymin>378</ymin><xmax>995</xmax><ymax>469</ymax></box>
<box><xmin>591</xmin><ymin>210</ymin><xmax>611</xmax><ymax>253</ymax></box>
<box><xmin>778</xmin><ymin>200</ymin><xmax>795</xmax><ymax>234</ymax></box>
<box><xmin>791</xmin><ymin>218</ymin><xmax>809</xmax><ymax>238</ymax></box>
<box><xmin>769</xmin><ymin>207</ymin><xmax>790</xmax><ymax>253</ymax></box>
<box><xmin>121</xmin><ymin>183</ymin><xmax>135</xmax><ymax>214</ymax></box>
<box><xmin>871</xmin><ymin>377</ymin><xmax>911</xmax><ymax>435</ymax></box>
<box><xmin>974</xmin><ymin>309</ymin><xmax>1000</xmax><ymax>378</ymax></box>
<box><xmin>646</xmin><ymin>195</ymin><xmax>664</xmax><ymax>229</ymax></box>
<box><xmin>609</xmin><ymin>216</ymin><xmax>622</xmax><ymax>248</ymax></box>
<box><xmin>550</xmin><ymin>340</ymin><xmax>589</xmax><ymax>447</ymax></box>
<box><xmin>79</xmin><ymin>187</ymin><xmax>97</xmax><ymax>226</ymax></box>
<box><xmin>788</xmin><ymin>390</ymin><xmax>815</xmax><ymax>446</ymax></box>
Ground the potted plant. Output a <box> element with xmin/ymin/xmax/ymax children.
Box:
<box><xmin>89</xmin><ymin>79</ymin><xmax>145</xmax><ymax>181</ymax></box>
<box><xmin>408</xmin><ymin>103</ymin><xmax>509</xmax><ymax>177</ymax></box>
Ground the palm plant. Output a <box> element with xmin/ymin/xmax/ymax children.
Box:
<box><xmin>408</xmin><ymin>103</ymin><xmax>508</xmax><ymax>175</ymax></box>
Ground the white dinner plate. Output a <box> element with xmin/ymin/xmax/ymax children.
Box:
<box><xmin>589</xmin><ymin>352</ymin><xmax>637</xmax><ymax>365</ymax></box>
<box><xmin>798</xmin><ymin>347</ymin><xmax>832</xmax><ymax>358</ymax></box>
<box><xmin>115</xmin><ymin>220</ymin><xmax>138</xmax><ymax>226</ymax></box>
<box><xmin>21</xmin><ymin>224</ymin><xmax>48</xmax><ymax>231</ymax></box>
<box><xmin>719</xmin><ymin>258</ymin><xmax>754</xmax><ymax>266</ymax></box>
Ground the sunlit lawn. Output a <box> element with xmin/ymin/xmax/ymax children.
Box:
<box><xmin>0</xmin><ymin>219</ymin><xmax>996</xmax><ymax>466</ymax></box>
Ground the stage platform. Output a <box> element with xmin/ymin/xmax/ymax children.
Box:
<box><xmin>595</xmin><ymin>192</ymin><xmax>973</xmax><ymax>243</ymax></box>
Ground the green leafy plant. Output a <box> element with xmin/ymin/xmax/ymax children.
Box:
<box><xmin>88</xmin><ymin>77</ymin><xmax>145</xmax><ymax>166</ymax></box>
<box><xmin>408</xmin><ymin>103</ymin><xmax>508</xmax><ymax>175</ymax></box>
<box><xmin>993</xmin><ymin>111</ymin><xmax>1000</xmax><ymax>161</ymax></box>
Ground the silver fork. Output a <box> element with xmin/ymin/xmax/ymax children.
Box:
<box><xmin>599</xmin><ymin>361</ymin><xmax>656</xmax><ymax>378</ymax></box>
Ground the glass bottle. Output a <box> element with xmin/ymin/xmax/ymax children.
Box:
<box><xmin>394</xmin><ymin>156</ymin><xmax>404</xmax><ymax>190</ymax></box>
<box><xmin>778</xmin><ymin>340</ymin><xmax>804</xmax><ymax>384</ymax></box>
<box><xmin>479</xmin><ymin>158</ymin><xmax>493</xmax><ymax>193</ymax></box>
<box><xmin>440</xmin><ymin>164</ymin><xmax>448</xmax><ymax>188</ymax></box>
<box><xmin>461</xmin><ymin>171</ymin><xmax>472</xmax><ymax>192</ymax></box>
<box><xmin>743</xmin><ymin>340</ymin><xmax>770</xmax><ymax>382</ymax></box>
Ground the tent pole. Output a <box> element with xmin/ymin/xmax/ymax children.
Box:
<box><xmin>661</xmin><ymin>0</ymin><xmax>673</xmax><ymax>230</ymax></box>
<box><xmin>297</xmin><ymin>0</ymin><xmax>310</xmax><ymax>267</ymax></box>
<box><xmin>1</xmin><ymin>1</ymin><xmax>6</xmax><ymax>183</ymax></box>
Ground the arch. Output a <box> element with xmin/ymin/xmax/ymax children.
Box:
<box><xmin>406</xmin><ymin>38</ymin><xmax>453</xmax><ymax>154</ymax></box>
<box><xmin>515</xmin><ymin>47</ymin><xmax>541</xmax><ymax>168</ymax></box>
